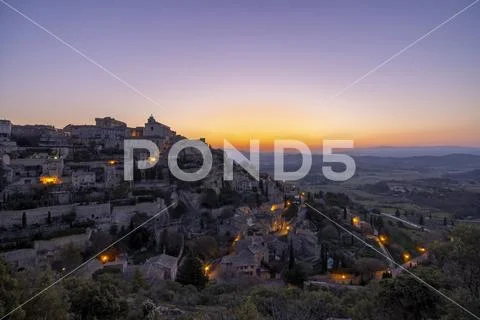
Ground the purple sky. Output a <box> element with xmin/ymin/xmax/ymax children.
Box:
<box><xmin>1</xmin><ymin>0</ymin><xmax>479</xmax><ymax>148</ymax></box>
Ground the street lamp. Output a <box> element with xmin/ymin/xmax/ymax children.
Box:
<box><xmin>379</xmin><ymin>235</ymin><xmax>387</xmax><ymax>243</ymax></box>
<box><xmin>417</xmin><ymin>247</ymin><xmax>427</xmax><ymax>253</ymax></box>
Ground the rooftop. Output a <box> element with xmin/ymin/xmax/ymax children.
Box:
<box><xmin>148</xmin><ymin>253</ymin><xmax>178</xmax><ymax>269</ymax></box>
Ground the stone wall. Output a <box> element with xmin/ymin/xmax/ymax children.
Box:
<box><xmin>34</xmin><ymin>229</ymin><xmax>92</xmax><ymax>253</ymax></box>
<box><xmin>0</xmin><ymin>204</ymin><xmax>74</xmax><ymax>227</ymax></box>
<box><xmin>111</xmin><ymin>202</ymin><xmax>164</xmax><ymax>226</ymax></box>
<box><xmin>0</xmin><ymin>200</ymin><xmax>169</xmax><ymax>229</ymax></box>
<box><xmin>0</xmin><ymin>248</ymin><xmax>37</xmax><ymax>270</ymax></box>
<box><xmin>76</xmin><ymin>203</ymin><xmax>111</xmax><ymax>221</ymax></box>
<box><xmin>0</xmin><ymin>203</ymin><xmax>113</xmax><ymax>228</ymax></box>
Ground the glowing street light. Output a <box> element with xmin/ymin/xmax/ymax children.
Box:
<box><xmin>100</xmin><ymin>255</ymin><xmax>109</xmax><ymax>264</ymax></box>
<box><xmin>147</xmin><ymin>156</ymin><xmax>157</xmax><ymax>163</ymax></box>
<box><xmin>403</xmin><ymin>252</ymin><xmax>411</xmax><ymax>262</ymax></box>
<box><xmin>379</xmin><ymin>235</ymin><xmax>388</xmax><ymax>243</ymax></box>
<box><xmin>233</xmin><ymin>234</ymin><xmax>241</xmax><ymax>243</ymax></box>
<box><xmin>352</xmin><ymin>216</ymin><xmax>360</xmax><ymax>227</ymax></box>
<box><xmin>417</xmin><ymin>247</ymin><xmax>427</xmax><ymax>253</ymax></box>
<box><xmin>204</xmin><ymin>265</ymin><xmax>210</xmax><ymax>275</ymax></box>
<box><xmin>40</xmin><ymin>176</ymin><xmax>61</xmax><ymax>185</ymax></box>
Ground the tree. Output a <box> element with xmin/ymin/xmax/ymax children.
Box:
<box><xmin>132</xmin><ymin>268</ymin><xmax>147</xmax><ymax>293</ymax></box>
<box><xmin>129</xmin><ymin>227</ymin><xmax>151</xmax><ymax>250</ymax></box>
<box><xmin>18</xmin><ymin>269</ymin><xmax>70</xmax><ymax>320</ymax></box>
<box><xmin>187</xmin><ymin>236</ymin><xmax>218</xmax><ymax>260</ymax></box>
<box><xmin>202</xmin><ymin>188</ymin><xmax>218</xmax><ymax>208</ymax></box>
<box><xmin>320</xmin><ymin>225</ymin><xmax>339</xmax><ymax>241</ymax></box>
<box><xmin>176</xmin><ymin>253</ymin><xmax>208</xmax><ymax>290</ymax></box>
<box><xmin>375</xmin><ymin>271</ymin><xmax>440</xmax><ymax>320</ymax></box>
<box><xmin>395</xmin><ymin>209</ymin><xmax>400</xmax><ymax>217</ymax></box>
<box><xmin>0</xmin><ymin>166</ymin><xmax>7</xmax><ymax>193</ymax></box>
<box><xmin>354</xmin><ymin>258</ymin><xmax>387</xmax><ymax>282</ymax></box>
<box><xmin>283</xmin><ymin>264</ymin><xmax>307</xmax><ymax>288</ymax></box>
<box><xmin>90</xmin><ymin>231</ymin><xmax>114</xmax><ymax>253</ymax></box>
<box><xmin>159</xmin><ymin>229</ymin><xmax>168</xmax><ymax>253</ymax></box>
<box><xmin>172</xmin><ymin>200</ymin><xmax>187</xmax><ymax>219</ymax></box>
<box><xmin>449</xmin><ymin>226</ymin><xmax>480</xmax><ymax>298</ymax></box>
<box><xmin>235</xmin><ymin>297</ymin><xmax>261</xmax><ymax>320</ymax></box>
<box><xmin>47</xmin><ymin>211</ymin><xmax>52</xmax><ymax>225</ymax></box>
<box><xmin>64</xmin><ymin>276</ymin><xmax>128</xmax><ymax>320</ymax></box>
<box><xmin>22</xmin><ymin>212</ymin><xmax>27</xmax><ymax>229</ymax></box>
<box><xmin>0</xmin><ymin>259</ymin><xmax>21</xmax><ymax>318</ymax></box>
<box><xmin>288</xmin><ymin>239</ymin><xmax>295</xmax><ymax>270</ymax></box>
<box><xmin>443</xmin><ymin>287</ymin><xmax>480</xmax><ymax>320</ymax></box>
<box><xmin>62</xmin><ymin>211</ymin><xmax>76</xmax><ymax>227</ymax></box>
<box><xmin>58</xmin><ymin>243</ymin><xmax>83</xmax><ymax>272</ymax></box>
<box><xmin>343</xmin><ymin>207</ymin><xmax>347</xmax><ymax>220</ymax></box>
<box><xmin>375</xmin><ymin>217</ymin><xmax>384</xmax><ymax>231</ymax></box>
<box><xmin>418</xmin><ymin>215</ymin><xmax>425</xmax><ymax>226</ymax></box>
<box><xmin>218</xmin><ymin>207</ymin><xmax>235</xmax><ymax>223</ymax></box>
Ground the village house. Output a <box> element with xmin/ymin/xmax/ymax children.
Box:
<box><xmin>219</xmin><ymin>236</ymin><xmax>270</xmax><ymax>278</ymax></box>
<box><xmin>145</xmin><ymin>253</ymin><xmax>179</xmax><ymax>281</ymax></box>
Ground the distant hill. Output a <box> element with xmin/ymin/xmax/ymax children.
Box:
<box><xmin>353</xmin><ymin>154</ymin><xmax>480</xmax><ymax>171</ymax></box>
<box><xmin>258</xmin><ymin>153</ymin><xmax>480</xmax><ymax>173</ymax></box>
<box><xmin>445</xmin><ymin>169</ymin><xmax>480</xmax><ymax>182</ymax></box>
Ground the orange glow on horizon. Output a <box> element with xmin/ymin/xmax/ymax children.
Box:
<box><xmin>9</xmin><ymin>102</ymin><xmax>478</xmax><ymax>152</ymax></box>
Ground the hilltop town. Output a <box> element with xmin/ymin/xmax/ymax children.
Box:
<box><xmin>0</xmin><ymin>115</ymin><xmax>299</xmax><ymax>290</ymax></box>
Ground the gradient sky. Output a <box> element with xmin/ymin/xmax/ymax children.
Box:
<box><xmin>1</xmin><ymin>0</ymin><xmax>479</xmax><ymax>149</ymax></box>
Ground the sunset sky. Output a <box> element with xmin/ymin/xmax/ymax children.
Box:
<box><xmin>1</xmin><ymin>0</ymin><xmax>479</xmax><ymax>150</ymax></box>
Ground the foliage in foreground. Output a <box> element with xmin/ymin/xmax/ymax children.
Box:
<box><xmin>0</xmin><ymin>225</ymin><xmax>479</xmax><ymax>319</ymax></box>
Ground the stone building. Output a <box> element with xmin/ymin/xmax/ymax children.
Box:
<box><xmin>220</xmin><ymin>236</ymin><xmax>270</xmax><ymax>278</ymax></box>
<box><xmin>71</xmin><ymin>171</ymin><xmax>96</xmax><ymax>189</ymax></box>
<box><xmin>95</xmin><ymin>117</ymin><xmax>127</xmax><ymax>128</ymax></box>
<box><xmin>63</xmin><ymin>124</ymin><xmax>126</xmax><ymax>149</ymax></box>
<box><xmin>142</xmin><ymin>115</ymin><xmax>175</xmax><ymax>139</ymax></box>
<box><xmin>0</xmin><ymin>119</ymin><xmax>12</xmax><ymax>139</ymax></box>
<box><xmin>145</xmin><ymin>254</ymin><xmax>179</xmax><ymax>280</ymax></box>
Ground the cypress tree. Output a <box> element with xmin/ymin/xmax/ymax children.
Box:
<box><xmin>419</xmin><ymin>215</ymin><xmax>424</xmax><ymax>226</ymax></box>
<box><xmin>288</xmin><ymin>239</ymin><xmax>295</xmax><ymax>270</ymax></box>
<box><xmin>176</xmin><ymin>252</ymin><xmax>208</xmax><ymax>290</ymax></box>
<box><xmin>22</xmin><ymin>212</ymin><xmax>27</xmax><ymax>229</ymax></box>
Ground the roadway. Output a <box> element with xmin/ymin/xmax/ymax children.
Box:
<box><xmin>370</xmin><ymin>212</ymin><xmax>431</xmax><ymax>232</ymax></box>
